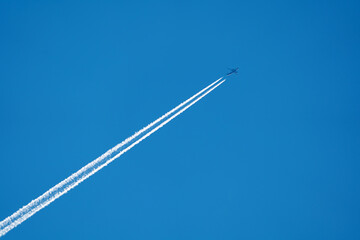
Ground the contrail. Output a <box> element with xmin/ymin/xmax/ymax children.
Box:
<box><xmin>0</xmin><ymin>78</ymin><xmax>225</xmax><ymax>237</ymax></box>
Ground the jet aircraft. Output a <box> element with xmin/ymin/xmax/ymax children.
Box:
<box><xmin>226</xmin><ymin>67</ymin><xmax>239</xmax><ymax>76</ymax></box>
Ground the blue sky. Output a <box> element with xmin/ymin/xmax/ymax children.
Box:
<box><xmin>0</xmin><ymin>0</ymin><xmax>359</xmax><ymax>239</ymax></box>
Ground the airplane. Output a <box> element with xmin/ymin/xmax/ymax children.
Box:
<box><xmin>226</xmin><ymin>67</ymin><xmax>239</xmax><ymax>76</ymax></box>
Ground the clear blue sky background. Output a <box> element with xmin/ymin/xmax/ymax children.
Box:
<box><xmin>0</xmin><ymin>1</ymin><xmax>359</xmax><ymax>239</ymax></box>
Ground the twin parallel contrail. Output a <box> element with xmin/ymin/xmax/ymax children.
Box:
<box><xmin>0</xmin><ymin>78</ymin><xmax>225</xmax><ymax>237</ymax></box>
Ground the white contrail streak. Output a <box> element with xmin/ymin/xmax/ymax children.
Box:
<box><xmin>105</xmin><ymin>79</ymin><xmax>226</xmax><ymax>167</ymax></box>
<box><xmin>0</xmin><ymin>78</ymin><xmax>225</xmax><ymax>237</ymax></box>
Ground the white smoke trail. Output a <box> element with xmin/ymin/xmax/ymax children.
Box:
<box><xmin>0</xmin><ymin>78</ymin><xmax>225</xmax><ymax>237</ymax></box>
<box><xmin>105</xmin><ymin>79</ymin><xmax>226</xmax><ymax>165</ymax></box>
